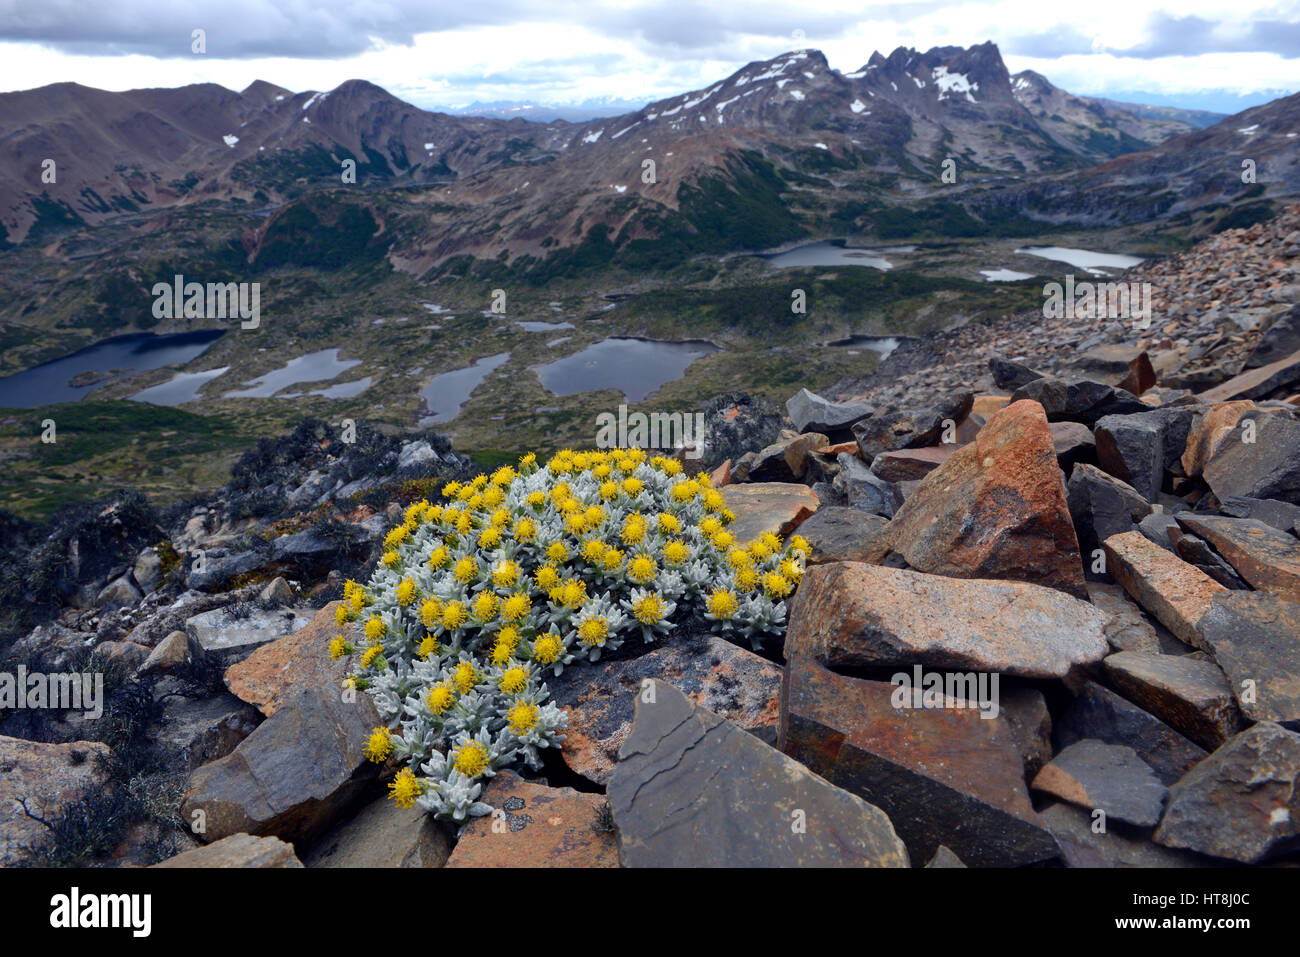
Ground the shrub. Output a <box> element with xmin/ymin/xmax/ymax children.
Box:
<box><xmin>333</xmin><ymin>448</ymin><xmax>807</xmax><ymax>821</ymax></box>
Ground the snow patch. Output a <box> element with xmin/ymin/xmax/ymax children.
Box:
<box><xmin>611</xmin><ymin>185</ymin><xmax>627</xmax><ymax>193</ymax></box>
<box><xmin>222</xmin><ymin>134</ymin><xmax>239</xmax><ymax>147</ymax></box>
<box><xmin>788</xmin><ymin>89</ymin><xmax>805</xmax><ymax>101</ymax></box>
<box><xmin>1238</xmin><ymin>124</ymin><xmax>1259</xmax><ymax>134</ymax></box>
<box><xmin>850</xmin><ymin>98</ymin><xmax>867</xmax><ymax>114</ymax></box>
<box><xmin>582</xmin><ymin>128</ymin><xmax>604</xmax><ymax>143</ymax></box>
<box><xmin>813</xmin><ymin>142</ymin><xmax>828</xmax><ymax>150</ymax></box>
<box><xmin>933</xmin><ymin>66</ymin><xmax>979</xmax><ymax>102</ymax></box>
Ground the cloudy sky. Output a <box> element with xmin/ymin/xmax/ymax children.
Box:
<box><xmin>0</xmin><ymin>0</ymin><xmax>1297</xmax><ymax>114</ymax></box>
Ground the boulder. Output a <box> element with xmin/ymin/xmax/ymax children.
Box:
<box><xmin>186</xmin><ymin>548</ymin><xmax>269</xmax><ymax>591</ymax></box>
<box><xmin>1055</xmin><ymin>681</ymin><xmax>1208</xmax><ymax>786</ymax></box>
<box><xmin>151</xmin><ymin>833</ymin><xmax>303</xmax><ymax>868</ymax></box>
<box><xmin>779</xmin><ymin>656</ymin><xmax>1059</xmax><ymax>866</ymax></box>
<box><xmin>869</xmin><ymin>444</ymin><xmax>958</xmax><ymax>482</ymax></box>
<box><xmin>870</xmin><ymin>399</ymin><xmax>1088</xmax><ymax>598</ymax></box>
<box><xmin>95</xmin><ymin>574</ymin><xmax>142</xmax><ymax>611</ymax></box>
<box><xmin>180</xmin><ymin>683</ymin><xmax>383</xmax><ymax>845</ymax></box>
<box><xmin>1175</xmin><ymin>514</ymin><xmax>1300</xmax><ymax>602</ymax></box>
<box><xmin>1038</xmin><ymin>802</ymin><xmax>1208</xmax><ymax>868</ymax></box>
<box><xmin>831</xmin><ymin>452</ymin><xmax>899</xmax><ymax>516</ymax></box>
<box><xmin>137</xmin><ymin>630</ymin><xmax>203</xmax><ymax>677</ymax></box>
<box><xmin>224</xmin><ymin>601</ymin><xmax>359</xmax><ymax>716</ymax></box>
<box><xmin>304</xmin><ymin>796</ymin><xmax>451</xmax><ymax>868</ymax></box>
<box><xmin>1050</xmin><ymin>421</ymin><xmax>1096</xmax><ymax>471</ymax></box>
<box><xmin>786</xmin><ymin>388</ymin><xmax>874</xmax><ymax>436</ymax></box>
<box><xmin>548</xmin><ymin>633</ymin><xmax>782</xmax><ymax>785</ymax></box>
<box><xmin>133</xmin><ymin>546</ymin><xmax>164</xmax><ymax>593</ymax></box>
<box><xmin>1195</xmin><ymin>592</ymin><xmax>1300</xmax><ymax>725</ymax></box>
<box><xmin>1244</xmin><ymin>304</ymin><xmax>1300</xmax><ymax>369</ymax></box>
<box><xmin>851</xmin><ymin>392</ymin><xmax>973</xmax><ymax>459</ymax></box>
<box><xmin>1068</xmin><ymin>465</ymin><xmax>1154</xmax><ymax>562</ymax></box>
<box><xmin>989</xmin><ymin>355</ymin><xmax>1044</xmax><ymax>391</ymax></box>
<box><xmin>154</xmin><ymin>693</ymin><xmax>262</xmax><ymax>772</ymax></box>
<box><xmin>185</xmin><ymin>604</ymin><xmax>314</xmax><ymax>656</ymax></box>
<box><xmin>1009</xmin><ymin>376</ymin><xmax>1147</xmax><ymax>425</ymax></box>
<box><xmin>1070</xmin><ymin>344</ymin><xmax>1156</xmax><ymax>396</ymax></box>
<box><xmin>1199</xmin><ymin>347</ymin><xmax>1300</xmax><ymax>402</ymax></box>
<box><xmin>1180</xmin><ymin>400</ymin><xmax>1255</xmax><ymax>478</ymax></box>
<box><xmin>793</xmin><ymin>506</ymin><xmax>889</xmax><ymax>565</ymax></box>
<box><xmin>1154</xmin><ymin>722</ymin><xmax>1300</xmax><ymax>864</ymax></box>
<box><xmin>746</xmin><ymin>431</ymin><xmax>830</xmax><ymax>482</ymax></box>
<box><xmin>1217</xmin><ymin>495</ymin><xmax>1300</xmax><ymax>532</ymax></box>
<box><xmin>0</xmin><ymin>736</ymin><xmax>112</xmax><ymax>867</ymax></box>
<box><xmin>1094</xmin><ymin>408</ymin><xmax>1197</xmax><ymax>501</ymax></box>
<box><xmin>608</xmin><ymin>680</ymin><xmax>908</xmax><ymax>867</ymax></box>
<box><xmin>721</xmin><ymin>482</ymin><xmax>818</xmax><ymax>544</ymax></box>
<box><xmin>1201</xmin><ymin>410</ymin><xmax>1300</xmax><ymax>502</ymax></box>
<box><xmin>1102</xmin><ymin>651</ymin><xmax>1245</xmax><ymax>751</ymax></box>
<box><xmin>784</xmin><ymin>562</ymin><xmax>1108</xmax><ymax>679</ymax></box>
<box><xmin>1102</xmin><ymin>531</ymin><xmax>1226</xmax><ymax>650</ymax></box>
<box><xmin>446</xmin><ymin>771</ymin><xmax>618</xmax><ymax>868</ymax></box>
<box><xmin>1086</xmin><ymin>582</ymin><xmax>1161</xmax><ymax>654</ymax></box>
<box><xmin>1030</xmin><ymin>740</ymin><xmax>1168</xmax><ymax>827</ymax></box>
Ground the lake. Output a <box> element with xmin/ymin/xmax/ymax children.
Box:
<box><xmin>132</xmin><ymin>366</ymin><xmax>230</xmax><ymax>406</ymax></box>
<box><xmin>534</xmin><ymin>338</ymin><xmax>719</xmax><ymax>402</ymax></box>
<box><xmin>762</xmin><ymin>242</ymin><xmax>915</xmax><ymax>270</ymax></box>
<box><xmin>0</xmin><ymin>329</ymin><xmax>226</xmax><ymax>409</ymax></box>
<box><xmin>1013</xmin><ymin>246</ymin><xmax>1144</xmax><ymax>276</ymax></box>
<box><xmin>419</xmin><ymin>352</ymin><xmax>511</xmax><ymax>424</ymax></box>
<box><xmin>223</xmin><ymin>349</ymin><xmax>361</xmax><ymax>399</ymax></box>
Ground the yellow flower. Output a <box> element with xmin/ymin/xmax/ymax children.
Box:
<box><xmin>328</xmin><ymin>635</ymin><xmax>351</xmax><ymax>660</ymax></box>
<box><xmin>500</xmin><ymin>592</ymin><xmax>532</xmax><ymax>623</ymax></box>
<box><xmin>499</xmin><ymin>666</ymin><xmax>529</xmax><ymax>694</ymax></box>
<box><xmin>628</xmin><ymin>553</ymin><xmax>657</xmax><ymax>584</ymax></box>
<box><xmin>452</xmin><ymin>661</ymin><xmax>479</xmax><ymax>694</ymax></box>
<box><xmin>632</xmin><ymin>594</ymin><xmax>665</xmax><ymax>624</ymax></box>
<box><xmin>455</xmin><ymin>512</ymin><xmax>473</xmax><ymax>535</ymax></box>
<box><xmin>621</xmin><ymin>514</ymin><xmax>646</xmax><ymax>545</ymax></box>
<box><xmin>671</xmin><ymin>480</ymin><xmax>698</xmax><ymax>502</ymax></box>
<box><xmin>453</xmin><ymin>740</ymin><xmax>490</xmax><ymax>777</ymax></box>
<box><xmin>564</xmin><ymin>513</ymin><xmax>587</xmax><ymax>535</ymax></box>
<box><xmin>780</xmin><ymin>557</ymin><xmax>804</xmax><ymax>583</ymax></box>
<box><xmin>584</xmin><ymin>505</ymin><xmax>604</xmax><ymax>526</ymax></box>
<box><xmin>762</xmin><ymin>572</ymin><xmax>793</xmax><ymax>598</ymax></box>
<box><xmin>396</xmin><ymin>578</ymin><xmax>417</xmax><ymax>606</ymax></box>
<box><xmin>599</xmin><ymin>481</ymin><xmax>620</xmax><ymax>501</ymax></box>
<box><xmin>388</xmin><ymin>768</ymin><xmax>423</xmax><ymax>809</ymax></box>
<box><xmin>699</xmin><ymin>516</ymin><xmax>721</xmax><ymax>537</ymax></box>
<box><xmin>363</xmin><ymin>726</ymin><xmax>393</xmax><ymax>763</ymax></box>
<box><xmin>384</xmin><ymin>524</ymin><xmax>411</xmax><ymax>549</ymax></box>
<box><xmin>532</xmin><ymin>632</ymin><xmax>564</xmax><ymax>664</ymax></box>
<box><xmin>492</xmin><ymin>465</ymin><xmax>517</xmax><ymax>486</ymax></box>
<box><xmin>657</xmin><ymin>511</ymin><xmax>681</xmax><ymax>534</ymax></box>
<box><xmin>417</xmin><ymin>635</ymin><xmax>440</xmax><ymax>659</ymax></box>
<box><xmin>602</xmin><ymin>548</ymin><xmax>624</xmax><ymax>572</ymax></box>
<box><xmin>513</xmin><ymin>517</ymin><xmax>537</xmax><ymax>542</ymax></box>
<box><xmin>348</xmin><ymin>589</ymin><xmax>366</xmax><ymax>614</ymax></box>
<box><xmin>334</xmin><ymin>604</ymin><xmax>352</xmax><ymax>627</ymax></box>
<box><xmin>727</xmin><ymin>548</ymin><xmax>752</xmax><ymax>569</ymax></box>
<box><xmin>441</xmin><ymin>601</ymin><xmax>468</xmax><ymax>630</ymax></box>
<box><xmin>789</xmin><ymin>535</ymin><xmax>810</xmax><ymax>556</ymax></box>
<box><xmin>360</xmin><ymin>644</ymin><xmax>384</xmax><ymax>669</ymax></box>
<box><xmin>736</xmin><ymin>566</ymin><xmax>759</xmax><ymax>591</ymax></box>
<box><xmin>489</xmin><ymin>507</ymin><xmax>510</xmax><ymax>527</ymax></box>
<box><xmin>490</xmin><ymin>630</ymin><xmax>519</xmax><ymax>666</ymax></box>
<box><xmin>657</xmin><ymin>457</ymin><xmax>682</xmax><ymax>477</ymax></box>
<box><xmin>582</xmin><ymin>538</ymin><xmax>608</xmax><ymax>564</ymax></box>
<box><xmin>662</xmin><ymin>539</ymin><xmax>689</xmax><ymax>566</ymax></box>
<box><xmin>453</xmin><ymin>557</ymin><xmax>478</xmax><ymax>584</ymax></box>
<box><xmin>712</xmin><ymin>531</ymin><xmax>734</xmax><ymax>549</ymax></box>
<box><xmin>507</xmin><ymin>701</ymin><xmax>540</xmax><ymax>734</ymax></box>
<box><xmin>535</xmin><ymin>564</ymin><xmax>561</xmax><ymax>592</ymax></box>
<box><xmin>420</xmin><ymin>597</ymin><xmax>443</xmax><ymax>628</ymax></box>
<box><xmin>478</xmin><ymin>525</ymin><xmax>503</xmax><ymax>548</ymax></box>
<box><xmin>546</xmin><ymin>540</ymin><xmax>569</xmax><ymax>562</ymax></box>
<box><xmin>364</xmin><ymin>616</ymin><xmax>386</xmax><ymax>642</ymax></box>
<box><xmin>483</xmin><ymin>486</ymin><xmax>505</xmax><ymax>508</ymax></box>
<box><xmin>381</xmin><ymin>550</ymin><xmax>400</xmax><ymax>568</ymax></box>
<box><xmin>593</xmin><ymin>463</ymin><xmax>612</xmax><ymax>479</ymax></box>
<box><xmin>556</xmin><ymin>578</ymin><xmax>587</xmax><ymax>609</ymax></box>
<box><xmin>427</xmin><ymin>545</ymin><xmax>450</xmax><ymax>570</ymax></box>
<box><xmin>527</xmin><ymin>491</ymin><xmax>546</xmax><ymax>508</ymax></box>
<box><xmin>471</xmin><ymin>591</ymin><xmax>499</xmax><ymax>623</ymax></box>
<box><xmin>707</xmin><ymin>589</ymin><xmax>739</xmax><ymax>619</ymax></box>
<box><xmin>519</xmin><ymin>452</ymin><xmax>536</xmax><ymax>467</ymax></box>
<box><xmin>622</xmin><ymin>476</ymin><xmax>645</xmax><ymax>496</ymax></box>
<box><xmin>578</xmin><ymin>617</ymin><xmax>609</xmax><ymax>647</ymax></box>
<box><xmin>425</xmin><ymin>682</ymin><xmax>454</xmax><ymax>715</ymax></box>
<box><xmin>748</xmin><ymin>540</ymin><xmax>772</xmax><ymax>561</ymax></box>
<box><xmin>442</xmin><ymin>480</ymin><xmax>463</xmax><ymax>499</ymax></box>
<box><xmin>702</xmin><ymin>489</ymin><xmax>725</xmax><ymax>511</ymax></box>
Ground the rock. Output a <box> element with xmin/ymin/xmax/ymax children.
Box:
<box><xmin>186</xmin><ymin>548</ymin><xmax>269</xmax><ymax>591</ymax></box>
<box><xmin>1038</xmin><ymin>802</ymin><xmax>1208</xmax><ymax>868</ymax></box>
<box><xmin>1050</xmin><ymin>421</ymin><xmax>1096</xmax><ymax>470</ymax></box>
<box><xmin>1068</xmin><ymin>464</ymin><xmax>1154</xmax><ymax>561</ymax></box>
<box><xmin>785</xmin><ymin>563</ymin><xmax>1108</xmax><ymax>679</ymax></box>
<box><xmin>155</xmin><ymin>693</ymin><xmax>262</xmax><ymax>772</ymax></box>
<box><xmin>871</xmin><ymin>399</ymin><xmax>1088</xmax><ymax>598</ymax></box>
<box><xmin>779</xmin><ymin>656</ymin><xmax>1059</xmax><ymax>866</ymax></box>
<box><xmin>1175</xmin><ymin>514</ymin><xmax>1300</xmax><ymax>602</ymax></box>
<box><xmin>548</xmin><ymin>632</ymin><xmax>782</xmax><ymax>784</ymax></box>
<box><xmin>1071</xmin><ymin>344</ymin><xmax>1156</xmax><ymax>396</ymax></box>
<box><xmin>831</xmin><ymin>452</ymin><xmax>899</xmax><ymax>516</ymax></box>
<box><xmin>224</xmin><ymin>601</ymin><xmax>359</xmax><ymax>716</ymax></box>
<box><xmin>269</xmin><ymin>528</ymin><xmax>359</xmax><ymax>569</ymax></box>
<box><xmin>1199</xmin><ymin>347</ymin><xmax>1300</xmax><ymax>402</ymax></box>
<box><xmin>1009</xmin><ymin>376</ymin><xmax>1147</xmax><ymax>425</ymax></box>
<box><xmin>0</xmin><ymin>736</ymin><xmax>112</xmax><ymax>867</ymax></box>
<box><xmin>1094</xmin><ymin>408</ymin><xmax>1197</xmax><ymax>501</ymax></box>
<box><xmin>1171</xmin><ymin>533</ymin><xmax>1251</xmax><ymax>589</ymax></box>
<box><xmin>925</xmin><ymin>846</ymin><xmax>968</xmax><ymax>868</ymax></box>
<box><xmin>1102</xmin><ymin>531</ymin><xmax>1226</xmax><ymax>650</ymax></box>
<box><xmin>180</xmin><ymin>683</ymin><xmax>382</xmax><ymax>845</ymax></box>
<box><xmin>972</xmin><ymin>394</ymin><xmax>1012</xmax><ymax>416</ymax></box>
<box><xmin>133</xmin><ymin>547</ymin><xmax>163</xmax><ymax>594</ymax></box>
<box><xmin>1195</xmin><ymin>592</ymin><xmax>1300</xmax><ymax>725</ymax></box>
<box><xmin>445</xmin><ymin>771</ymin><xmax>618</xmax><ymax>868</ymax></box>
<box><xmin>137</xmin><ymin>630</ymin><xmax>202</xmax><ymax>677</ymax></box>
<box><xmin>258</xmin><ymin>576</ymin><xmax>294</xmax><ymax>605</ymax></box>
<box><xmin>93</xmin><ymin>639</ymin><xmax>150</xmax><ymax>671</ymax></box>
<box><xmin>1180</xmin><ymin>400</ymin><xmax>1255</xmax><ymax>478</ymax></box>
<box><xmin>95</xmin><ymin>574</ymin><xmax>141</xmax><ymax>611</ymax></box>
<box><xmin>989</xmin><ymin>355</ymin><xmax>1044</xmax><ymax>391</ymax></box>
<box><xmin>1138</xmin><ymin>512</ymin><xmax>1180</xmax><ymax>552</ymax></box>
<box><xmin>746</xmin><ymin>432</ymin><xmax>829</xmax><ymax>482</ymax></box>
<box><xmin>305</xmin><ymin>796</ymin><xmax>451</xmax><ymax>868</ymax></box>
<box><xmin>722</xmin><ymin>482</ymin><xmax>819</xmax><ymax>544</ymax></box>
<box><xmin>151</xmin><ymin>833</ymin><xmax>303</xmax><ymax>868</ymax></box>
<box><xmin>608</xmin><ymin>679</ymin><xmax>908</xmax><ymax>867</ymax></box>
<box><xmin>185</xmin><ymin>604</ymin><xmax>314</xmax><ymax>656</ymax></box>
<box><xmin>1245</xmin><ymin>304</ymin><xmax>1300</xmax><ymax>369</ymax></box>
<box><xmin>709</xmin><ymin>459</ymin><xmax>731</xmax><ymax>486</ymax></box>
<box><xmin>1087</xmin><ymin>582</ymin><xmax>1161</xmax><ymax>653</ymax></box>
<box><xmin>851</xmin><ymin>392</ymin><xmax>973</xmax><ymax>459</ymax></box>
<box><xmin>1103</xmin><ymin>651</ymin><xmax>1245</xmax><ymax>751</ymax></box>
<box><xmin>1202</xmin><ymin>410</ymin><xmax>1300</xmax><ymax>502</ymax></box>
<box><xmin>794</xmin><ymin>506</ymin><xmax>889</xmax><ymax>565</ymax></box>
<box><xmin>1217</xmin><ymin>495</ymin><xmax>1300</xmax><ymax>532</ymax></box>
<box><xmin>786</xmin><ymin>388</ymin><xmax>874</xmax><ymax>436</ymax></box>
<box><xmin>396</xmin><ymin>439</ymin><xmax>440</xmax><ymax>473</ymax></box>
<box><xmin>869</xmin><ymin>445</ymin><xmax>958</xmax><ymax>482</ymax></box>
<box><xmin>1031</xmin><ymin>740</ymin><xmax>1168</xmax><ymax>827</ymax></box>
<box><xmin>1154</xmin><ymin>722</ymin><xmax>1300</xmax><ymax>864</ymax></box>
<box><xmin>1056</xmin><ymin>681</ymin><xmax>1208</xmax><ymax>786</ymax></box>
<box><xmin>1002</xmin><ymin>687</ymin><xmax>1054</xmax><ymax>780</ymax></box>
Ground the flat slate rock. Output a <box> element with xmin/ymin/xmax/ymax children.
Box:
<box><xmin>446</xmin><ymin>771</ymin><xmax>618</xmax><ymax>868</ymax></box>
<box><xmin>1217</xmin><ymin>494</ymin><xmax>1300</xmax><ymax>531</ymax></box>
<box><xmin>1031</xmin><ymin>739</ymin><xmax>1168</xmax><ymax>827</ymax></box>
<box><xmin>185</xmin><ymin>604</ymin><xmax>314</xmax><ymax>654</ymax></box>
<box><xmin>1103</xmin><ymin>531</ymin><xmax>1226</xmax><ymax>650</ymax></box>
<box><xmin>608</xmin><ymin>679</ymin><xmax>908</xmax><ymax>867</ymax></box>
<box><xmin>794</xmin><ymin>505</ymin><xmax>889</xmax><ymax>565</ymax></box>
<box><xmin>1055</xmin><ymin>681</ymin><xmax>1208</xmax><ymax>787</ymax></box>
<box><xmin>722</xmin><ymin>482</ymin><xmax>819</xmax><ymax>545</ymax></box>
<box><xmin>779</xmin><ymin>655</ymin><xmax>1059</xmax><ymax>867</ymax></box>
<box><xmin>785</xmin><ymin>562</ymin><xmax>1108</xmax><ymax>679</ymax></box>
<box><xmin>1202</xmin><ymin>410</ymin><xmax>1300</xmax><ymax>503</ymax></box>
<box><xmin>1038</xmin><ymin>802</ymin><xmax>1208</xmax><ymax>868</ymax></box>
<box><xmin>304</xmin><ymin>795</ymin><xmax>451</xmax><ymax>868</ymax></box>
<box><xmin>152</xmin><ymin>833</ymin><xmax>303</xmax><ymax>868</ymax></box>
<box><xmin>225</xmin><ymin>600</ymin><xmax>358</xmax><ymax>716</ymax></box>
<box><xmin>1175</xmin><ymin>514</ymin><xmax>1300</xmax><ymax>603</ymax></box>
<box><xmin>1102</xmin><ymin>651</ymin><xmax>1245</xmax><ymax>751</ymax></box>
<box><xmin>1155</xmin><ymin>722</ymin><xmax>1300</xmax><ymax>864</ymax></box>
<box><xmin>1087</xmin><ymin>582</ymin><xmax>1162</xmax><ymax>654</ymax></box>
<box><xmin>548</xmin><ymin>632</ymin><xmax>782</xmax><ymax>785</ymax></box>
<box><xmin>1195</xmin><ymin>591</ymin><xmax>1300</xmax><ymax>725</ymax></box>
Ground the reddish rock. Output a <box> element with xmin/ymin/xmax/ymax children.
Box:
<box><xmin>1102</xmin><ymin>531</ymin><xmax>1226</xmax><ymax>651</ymax></box>
<box><xmin>869</xmin><ymin>444</ymin><xmax>958</xmax><ymax>481</ymax></box>
<box><xmin>872</xmin><ymin>399</ymin><xmax>1088</xmax><ymax>598</ymax></box>
<box><xmin>1198</xmin><ymin>347</ymin><xmax>1300</xmax><ymax>402</ymax></box>
<box><xmin>972</xmin><ymin>394</ymin><xmax>1011</xmax><ymax>416</ymax></box>
<box><xmin>747</xmin><ymin>432</ymin><xmax>830</xmax><ymax>482</ymax></box>
<box><xmin>445</xmin><ymin>771</ymin><xmax>618</xmax><ymax>868</ymax></box>
<box><xmin>779</xmin><ymin>656</ymin><xmax>1059</xmax><ymax>866</ymax></box>
<box><xmin>722</xmin><ymin>482</ymin><xmax>819</xmax><ymax>544</ymax></box>
<box><xmin>708</xmin><ymin>459</ymin><xmax>731</xmax><ymax>487</ymax></box>
<box><xmin>0</xmin><ymin>736</ymin><xmax>112</xmax><ymax>867</ymax></box>
<box><xmin>1180</xmin><ymin>401</ymin><xmax>1255</xmax><ymax>478</ymax></box>
<box><xmin>224</xmin><ymin>601</ymin><xmax>358</xmax><ymax>716</ymax></box>
<box><xmin>1175</xmin><ymin>514</ymin><xmax>1300</xmax><ymax>603</ymax></box>
<box><xmin>1103</xmin><ymin>651</ymin><xmax>1245</xmax><ymax>751</ymax></box>
<box><xmin>784</xmin><ymin>562</ymin><xmax>1108</xmax><ymax>679</ymax></box>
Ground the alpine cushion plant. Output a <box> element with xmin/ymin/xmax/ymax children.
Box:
<box><xmin>332</xmin><ymin>448</ymin><xmax>808</xmax><ymax>822</ymax></box>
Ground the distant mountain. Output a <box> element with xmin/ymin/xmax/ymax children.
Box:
<box><xmin>1094</xmin><ymin>98</ymin><xmax>1226</xmax><ymax>130</ymax></box>
<box><xmin>445</xmin><ymin>100</ymin><xmax>645</xmax><ymax>123</ymax></box>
